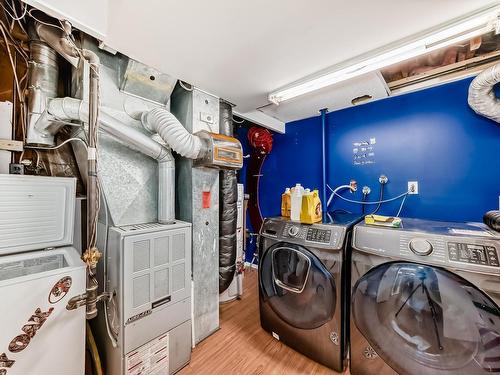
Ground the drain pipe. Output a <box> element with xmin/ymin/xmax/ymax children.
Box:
<box><xmin>34</xmin><ymin>20</ymin><xmax>102</xmax><ymax>319</ymax></box>
<box><xmin>468</xmin><ymin>63</ymin><xmax>500</xmax><ymax>123</ymax></box>
<box><xmin>320</xmin><ymin>108</ymin><xmax>328</xmax><ymax>210</ymax></box>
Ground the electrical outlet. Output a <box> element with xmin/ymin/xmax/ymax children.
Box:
<box><xmin>408</xmin><ymin>181</ymin><xmax>419</xmax><ymax>195</ymax></box>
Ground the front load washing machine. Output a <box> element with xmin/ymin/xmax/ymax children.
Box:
<box><xmin>350</xmin><ymin>218</ymin><xmax>500</xmax><ymax>375</ymax></box>
<box><xmin>259</xmin><ymin>212</ymin><xmax>363</xmax><ymax>372</ymax></box>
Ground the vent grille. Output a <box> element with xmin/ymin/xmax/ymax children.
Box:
<box><xmin>119</xmin><ymin>222</ymin><xmax>177</xmax><ymax>232</ymax></box>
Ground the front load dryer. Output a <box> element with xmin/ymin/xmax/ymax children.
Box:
<box><xmin>350</xmin><ymin>218</ymin><xmax>500</xmax><ymax>375</ymax></box>
<box><xmin>259</xmin><ymin>212</ymin><xmax>362</xmax><ymax>372</ymax></box>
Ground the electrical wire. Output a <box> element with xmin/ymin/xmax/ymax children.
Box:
<box><xmin>396</xmin><ymin>193</ymin><xmax>408</xmax><ymax>217</ymax></box>
<box><xmin>0</xmin><ymin>0</ymin><xmax>26</xmax><ymax>21</ymax></box>
<box><xmin>0</xmin><ymin>23</ymin><xmax>22</xmax><ymax>103</ymax></box>
<box><xmin>24</xmin><ymin>137</ymin><xmax>88</xmax><ymax>150</ymax></box>
<box><xmin>232</xmin><ymin>116</ymin><xmax>244</xmax><ymax>124</ymax></box>
<box><xmin>332</xmin><ymin>190</ymin><xmax>409</xmax><ymax>205</ymax></box>
<box><xmin>97</xmin><ymin>172</ymin><xmax>118</xmax><ymax>348</ymax></box>
<box><xmin>27</xmin><ymin>8</ymin><xmax>65</xmax><ymax>31</ymax></box>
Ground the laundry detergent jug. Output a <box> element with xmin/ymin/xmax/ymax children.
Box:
<box><xmin>281</xmin><ymin>188</ymin><xmax>291</xmax><ymax>217</ymax></box>
<box><xmin>300</xmin><ymin>189</ymin><xmax>322</xmax><ymax>224</ymax></box>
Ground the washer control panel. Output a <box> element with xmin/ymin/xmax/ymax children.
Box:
<box><xmin>409</xmin><ymin>238</ymin><xmax>433</xmax><ymax>256</ymax></box>
<box><xmin>448</xmin><ymin>242</ymin><xmax>499</xmax><ymax>267</ymax></box>
<box><xmin>282</xmin><ymin>223</ymin><xmax>307</xmax><ymax>240</ymax></box>
<box><xmin>277</xmin><ymin>222</ymin><xmax>343</xmax><ymax>248</ymax></box>
<box><xmin>306</xmin><ymin>228</ymin><xmax>332</xmax><ymax>244</ymax></box>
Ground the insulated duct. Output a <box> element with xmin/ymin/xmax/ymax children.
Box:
<box><xmin>218</xmin><ymin>101</ymin><xmax>238</xmax><ymax>293</ymax></box>
<box><xmin>468</xmin><ymin>63</ymin><xmax>500</xmax><ymax>123</ymax></box>
<box><xmin>47</xmin><ymin>97</ymin><xmax>175</xmax><ymax>223</ymax></box>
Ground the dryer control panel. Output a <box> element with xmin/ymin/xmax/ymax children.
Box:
<box><xmin>447</xmin><ymin>242</ymin><xmax>499</xmax><ymax>267</ymax></box>
<box><xmin>353</xmin><ymin>217</ymin><xmax>500</xmax><ymax>274</ymax></box>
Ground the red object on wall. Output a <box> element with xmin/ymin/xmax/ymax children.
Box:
<box><xmin>247</xmin><ymin>127</ymin><xmax>273</xmax><ymax>233</ymax></box>
<box><xmin>202</xmin><ymin>191</ymin><xmax>211</xmax><ymax>209</ymax></box>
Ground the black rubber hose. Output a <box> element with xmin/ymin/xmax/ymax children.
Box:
<box><xmin>219</xmin><ymin>101</ymin><xmax>238</xmax><ymax>293</ymax></box>
<box><xmin>484</xmin><ymin>210</ymin><xmax>500</xmax><ymax>232</ymax></box>
<box><xmin>370</xmin><ymin>183</ymin><xmax>385</xmax><ymax>215</ymax></box>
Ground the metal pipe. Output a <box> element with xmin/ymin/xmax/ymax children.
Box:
<box><xmin>47</xmin><ymin>97</ymin><xmax>176</xmax><ymax>223</ymax></box>
<box><xmin>25</xmin><ymin>40</ymin><xmax>60</xmax><ymax>145</ymax></box>
<box><xmin>320</xmin><ymin>108</ymin><xmax>328</xmax><ymax>211</ymax></box>
<box><xmin>35</xmin><ymin>20</ymin><xmax>103</xmax><ymax>319</ymax></box>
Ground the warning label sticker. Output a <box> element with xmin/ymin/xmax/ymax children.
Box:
<box><xmin>126</xmin><ymin>333</ymin><xmax>169</xmax><ymax>375</ymax></box>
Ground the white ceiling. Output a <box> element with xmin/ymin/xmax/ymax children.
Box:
<box><xmin>103</xmin><ymin>0</ymin><xmax>496</xmax><ymax>112</ymax></box>
<box><xmin>25</xmin><ymin>0</ymin><xmax>499</xmax><ymax>126</ymax></box>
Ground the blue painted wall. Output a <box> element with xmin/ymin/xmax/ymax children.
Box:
<box><xmin>238</xmin><ymin>77</ymin><xmax>500</xmax><ymax>261</ymax></box>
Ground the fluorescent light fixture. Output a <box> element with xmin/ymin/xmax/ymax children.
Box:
<box><xmin>269</xmin><ymin>7</ymin><xmax>500</xmax><ymax>104</ymax></box>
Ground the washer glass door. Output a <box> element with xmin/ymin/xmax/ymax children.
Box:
<box><xmin>260</xmin><ymin>242</ymin><xmax>336</xmax><ymax>329</ymax></box>
<box><xmin>352</xmin><ymin>261</ymin><xmax>500</xmax><ymax>374</ymax></box>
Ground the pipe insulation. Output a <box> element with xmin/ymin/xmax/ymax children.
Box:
<box><xmin>218</xmin><ymin>101</ymin><xmax>238</xmax><ymax>294</ymax></box>
<box><xmin>141</xmin><ymin>107</ymin><xmax>203</xmax><ymax>159</ymax></box>
<box><xmin>468</xmin><ymin>64</ymin><xmax>500</xmax><ymax>123</ymax></box>
<box><xmin>47</xmin><ymin>97</ymin><xmax>175</xmax><ymax>223</ymax></box>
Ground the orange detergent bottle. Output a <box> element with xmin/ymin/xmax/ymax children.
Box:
<box><xmin>281</xmin><ymin>188</ymin><xmax>291</xmax><ymax>217</ymax></box>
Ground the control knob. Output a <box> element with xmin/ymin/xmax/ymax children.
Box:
<box><xmin>288</xmin><ymin>226</ymin><xmax>300</xmax><ymax>237</ymax></box>
<box><xmin>409</xmin><ymin>238</ymin><xmax>433</xmax><ymax>256</ymax></box>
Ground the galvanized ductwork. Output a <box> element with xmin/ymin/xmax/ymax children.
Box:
<box><xmin>218</xmin><ymin>101</ymin><xmax>238</xmax><ymax>293</ymax></box>
<box><xmin>468</xmin><ymin>63</ymin><xmax>500</xmax><ymax>123</ymax></box>
<box><xmin>47</xmin><ymin>97</ymin><xmax>176</xmax><ymax>224</ymax></box>
<box><xmin>26</xmin><ymin>40</ymin><xmax>60</xmax><ymax>145</ymax></box>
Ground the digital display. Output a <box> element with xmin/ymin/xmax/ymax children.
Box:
<box><xmin>448</xmin><ymin>242</ymin><xmax>499</xmax><ymax>267</ymax></box>
<box><xmin>306</xmin><ymin>228</ymin><xmax>331</xmax><ymax>243</ymax></box>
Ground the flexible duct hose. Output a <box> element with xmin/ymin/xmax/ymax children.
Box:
<box><xmin>468</xmin><ymin>64</ymin><xmax>500</xmax><ymax>123</ymax></box>
<box><xmin>484</xmin><ymin>210</ymin><xmax>500</xmax><ymax>232</ymax></box>
<box><xmin>142</xmin><ymin>107</ymin><xmax>203</xmax><ymax>159</ymax></box>
<box><xmin>219</xmin><ymin>101</ymin><xmax>238</xmax><ymax>294</ymax></box>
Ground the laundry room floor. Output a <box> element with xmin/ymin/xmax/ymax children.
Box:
<box><xmin>179</xmin><ymin>268</ymin><xmax>350</xmax><ymax>375</ymax></box>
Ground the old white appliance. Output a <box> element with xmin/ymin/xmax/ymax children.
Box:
<box><xmin>95</xmin><ymin>221</ymin><xmax>192</xmax><ymax>375</ymax></box>
<box><xmin>0</xmin><ymin>174</ymin><xmax>86</xmax><ymax>375</ymax></box>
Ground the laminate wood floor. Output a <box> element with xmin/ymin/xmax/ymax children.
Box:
<box><xmin>179</xmin><ymin>268</ymin><xmax>350</xmax><ymax>375</ymax></box>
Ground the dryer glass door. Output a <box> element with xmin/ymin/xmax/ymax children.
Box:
<box><xmin>260</xmin><ymin>242</ymin><xmax>336</xmax><ymax>329</ymax></box>
<box><xmin>352</xmin><ymin>261</ymin><xmax>500</xmax><ymax>375</ymax></box>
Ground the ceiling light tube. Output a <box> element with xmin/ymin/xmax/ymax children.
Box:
<box><xmin>268</xmin><ymin>7</ymin><xmax>500</xmax><ymax>105</ymax></box>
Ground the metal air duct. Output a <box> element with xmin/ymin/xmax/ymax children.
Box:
<box><xmin>47</xmin><ymin>97</ymin><xmax>176</xmax><ymax>224</ymax></box>
<box><xmin>26</xmin><ymin>40</ymin><xmax>60</xmax><ymax>145</ymax></box>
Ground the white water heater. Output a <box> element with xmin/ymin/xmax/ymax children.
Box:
<box><xmin>0</xmin><ymin>174</ymin><xmax>86</xmax><ymax>375</ymax></box>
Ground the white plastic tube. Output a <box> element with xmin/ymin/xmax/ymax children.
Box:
<box><xmin>142</xmin><ymin>107</ymin><xmax>203</xmax><ymax>159</ymax></box>
<box><xmin>468</xmin><ymin>63</ymin><xmax>500</xmax><ymax>123</ymax></box>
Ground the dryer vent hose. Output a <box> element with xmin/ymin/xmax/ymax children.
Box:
<box><xmin>484</xmin><ymin>210</ymin><xmax>500</xmax><ymax>232</ymax></box>
<box><xmin>142</xmin><ymin>107</ymin><xmax>203</xmax><ymax>159</ymax></box>
<box><xmin>468</xmin><ymin>64</ymin><xmax>500</xmax><ymax>123</ymax></box>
